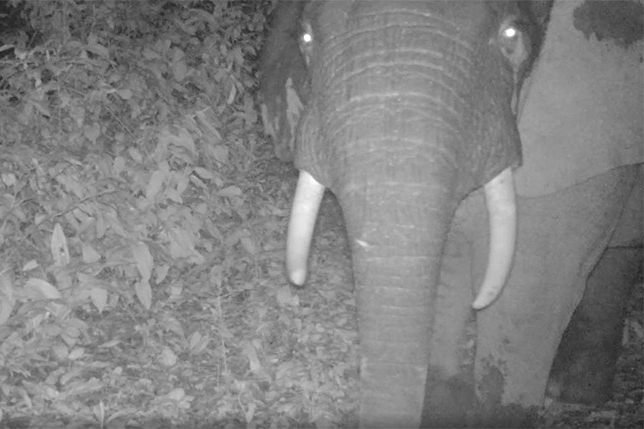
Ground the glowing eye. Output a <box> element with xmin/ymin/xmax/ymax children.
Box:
<box><xmin>497</xmin><ymin>19</ymin><xmax>530</xmax><ymax>69</ymax></box>
<box><xmin>502</xmin><ymin>26</ymin><xmax>517</xmax><ymax>39</ymax></box>
<box><xmin>299</xmin><ymin>22</ymin><xmax>314</xmax><ymax>66</ymax></box>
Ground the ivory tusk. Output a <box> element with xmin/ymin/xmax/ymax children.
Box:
<box><xmin>472</xmin><ymin>167</ymin><xmax>517</xmax><ymax>310</ymax></box>
<box><xmin>286</xmin><ymin>170</ymin><xmax>325</xmax><ymax>286</ymax></box>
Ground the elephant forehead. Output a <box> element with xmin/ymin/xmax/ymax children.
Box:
<box><xmin>515</xmin><ymin>0</ymin><xmax>643</xmax><ymax>197</ymax></box>
<box><xmin>308</xmin><ymin>1</ymin><xmax>501</xmax><ymax>41</ymax></box>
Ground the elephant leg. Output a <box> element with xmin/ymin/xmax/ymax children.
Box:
<box><xmin>548</xmin><ymin>247</ymin><xmax>642</xmax><ymax>404</ymax></box>
<box><xmin>548</xmin><ymin>166</ymin><xmax>643</xmax><ymax>404</ymax></box>
<box><xmin>473</xmin><ymin>165</ymin><xmax>641</xmax><ymax>427</ymax></box>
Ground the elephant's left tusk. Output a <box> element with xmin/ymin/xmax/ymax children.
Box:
<box><xmin>472</xmin><ymin>167</ymin><xmax>517</xmax><ymax>310</ymax></box>
<box><xmin>286</xmin><ymin>170</ymin><xmax>325</xmax><ymax>286</ymax></box>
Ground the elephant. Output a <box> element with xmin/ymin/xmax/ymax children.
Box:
<box><xmin>258</xmin><ymin>1</ymin><xmax>643</xmax><ymax>428</ymax></box>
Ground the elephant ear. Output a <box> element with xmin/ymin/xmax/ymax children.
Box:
<box><xmin>515</xmin><ymin>0</ymin><xmax>643</xmax><ymax>197</ymax></box>
<box><xmin>258</xmin><ymin>1</ymin><xmax>309</xmax><ymax>162</ymax></box>
<box><xmin>259</xmin><ymin>60</ymin><xmax>308</xmax><ymax>162</ymax></box>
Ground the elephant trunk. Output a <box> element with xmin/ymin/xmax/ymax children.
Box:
<box><xmin>287</xmin><ymin>163</ymin><xmax>516</xmax><ymax>428</ymax></box>
<box><xmin>338</xmin><ymin>168</ymin><xmax>457</xmax><ymax>428</ymax></box>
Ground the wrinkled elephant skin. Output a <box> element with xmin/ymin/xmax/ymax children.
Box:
<box><xmin>459</xmin><ymin>165</ymin><xmax>642</xmax><ymax>426</ymax></box>
<box><xmin>515</xmin><ymin>0</ymin><xmax>643</xmax><ymax>195</ymax></box>
<box><xmin>508</xmin><ymin>0</ymin><xmax>643</xmax><ymax>410</ymax></box>
<box><xmin>259</xmin><ymin>0</ymin><xmax>643</xmax><ymax>427</ymax></box>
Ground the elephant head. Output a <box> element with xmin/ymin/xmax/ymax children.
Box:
<box><xmin>260</xmin><ymin>1</ymin><xmax>545</xmax><ymax>427</ymax></box>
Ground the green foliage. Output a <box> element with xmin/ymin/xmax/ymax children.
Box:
<box><xmin>0</xmin><ymin>0</ymin><xmax>262</xmax><ymax>304</ymax></box>
<box><xmin>0</xmin><ymin>0</ymin><xmax>336</xmax><ymax>425</ymax></box>
<box><xmin>0</xmin><ymin>1</ymin><xmax>359</xmax><ymax>426</ymax></box>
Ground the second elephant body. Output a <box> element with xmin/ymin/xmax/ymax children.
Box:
<box><xmin>428</xmin><ymin>163</ymin><xmax>641</xmax><ymax>424</ymax></box>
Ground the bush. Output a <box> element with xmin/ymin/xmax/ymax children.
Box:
<box><xmin>0</xmin><ymin>0</ymin><xmax>297</xmax><ymax>423</ymax></box>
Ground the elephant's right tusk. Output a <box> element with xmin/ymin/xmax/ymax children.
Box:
<box><xmin>472</xmin><ymin>167</ymin><xmax>517</xmax><ymax>310</ymax></box>
<box><xmin>287</xmin><ymin>170</ymin><xmax>325</xmax><ymax>286</ymax></box>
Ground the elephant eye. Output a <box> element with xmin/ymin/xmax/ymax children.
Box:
<box><xmin>301</xmin><ymin>29</ymin><xmax>313</xmax><ymax>44</ymax></box>
<box><xmin>501</xmin><ymin>25</ymin><xmax>518</xmax><ymax>40</ymax></box>
<box><xmin>498</xmin><ymin>18</ymin><xmax>530</xmax><ymax>69</ymax></box>
<box><xmin>299</xmin><ymin>21</ymin><xmax>314</xmax><ymax>66</ymax></box>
